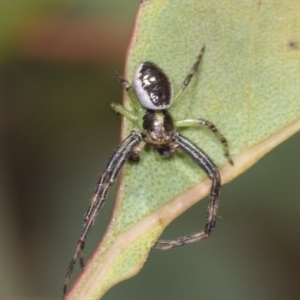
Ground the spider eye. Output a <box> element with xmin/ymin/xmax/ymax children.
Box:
<box><xmin>133</xmin><ymin>62</ymin><xmax>173</xmax><ymax>110</ymax></box>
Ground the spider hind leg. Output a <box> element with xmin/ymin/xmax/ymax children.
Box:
<box><xmin>174</xmin><ymin>46</ymin><xmax>205</xmax><ymax>102</ymax></box>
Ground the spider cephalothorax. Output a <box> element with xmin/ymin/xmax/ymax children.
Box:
<box><xmin>64</xmin><ymin>46</ymin><xmax>234</xmax><ymax>296</ymax></box>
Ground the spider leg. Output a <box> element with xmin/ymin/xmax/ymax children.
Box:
<box><xmin>152</xmin><ymin>132</ymin><xmax>221</xmax><ymax>250</ymax></box>
<box><xmin>113</xmin><ymin>72</ymin><xmax>131</xmax><ymax>91</ymax></box>
<box><xmin>63</xmin><ymin>130</ymin><xmax>143</xmax><ymax>296</ymax></box>
<box><xmin>113</xmin><ymin>73</ymin><xmax>140</xmax><ymax>109</ymax></box>
<box><xmin>175</xmin><ymin>118</ymin><xmax>234</xmax><ymax>165</ymax></box>
<box><xmin>111</xmin><ymin>102</ymin><xmax>137</xmax><ymax>122</ymax></box>
<box><xmin>77</xmin><ymin>168</ymin><xmax>113</xmax><ymax>268</ymax></box>
<box><xmin>174</xmin><ymin>46</ymin><xmax>205</xmax><ymax>102</ymax></box>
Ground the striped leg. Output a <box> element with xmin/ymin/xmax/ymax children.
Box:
<box><xmin>175</xmin><ymin>118</ymin><xmax>234</xmax><ymax>165</ymax></box>
<box><xmin>63</xmin><ymin>130</ymin><xmax>143</xmax><ymax>296</ymax></box>
<box><xmin>152</xmin><ymin>132</ymin><xmax>221</xmax><ymax>250</ymax></box>
<box><xmin>174</xmin><ymin>46</ymin><xmax>205</xmax><ymax>102</ymax></box>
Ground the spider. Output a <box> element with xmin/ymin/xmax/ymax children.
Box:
<box><xmin>63</xmin><ymin>46</ymin><xmax>234</xmax><ymax>296</ymax></box>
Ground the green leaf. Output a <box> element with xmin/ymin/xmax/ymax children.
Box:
<box><xmin>67</xmin><ymin>0</ymin><xmax>300</xmax><ymax>299</ymax></box>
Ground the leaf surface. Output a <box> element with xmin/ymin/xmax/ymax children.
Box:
<box><xmin>67</xmin><ymin>1</ymin><xmax>300</xmax><ymax>299</ymax></box>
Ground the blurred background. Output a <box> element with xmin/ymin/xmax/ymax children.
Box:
<box><xmin>0</xmin><ymin>1</ymin><xmax>299</xmax><ymax>300</ymax></box>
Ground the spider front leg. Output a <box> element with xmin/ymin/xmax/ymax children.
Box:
<box><xmin>175</xmin><ymin>118</ymin><xmax>234</xmax><ymax>165</ymax></box>
<box><xmin>152</xmin><ymin>132</ymin><xmax>221</xmax><ymax>250</ymax></box>
<box><xmin>63</xmin><ymin>130</ymin><xmax>143</xmax><ymax>296</ymax></box>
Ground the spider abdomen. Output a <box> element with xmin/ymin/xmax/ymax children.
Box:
<box><xmin>133</xmin><ymin>61</ymin><xmax>173</xmax><ymax>110</ymax></box>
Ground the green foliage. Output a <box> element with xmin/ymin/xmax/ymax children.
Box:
<box><xmin>69</xmin><ymin>1</ymin><xmax>300</xmax><ymax>299</ymax></box>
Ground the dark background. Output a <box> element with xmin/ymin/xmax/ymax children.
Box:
<box><xmin>0</xmin><ymin>1</ymin><xmax>299</xmax><ymax>299</ymax></box>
